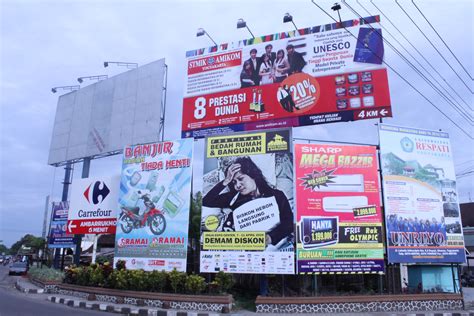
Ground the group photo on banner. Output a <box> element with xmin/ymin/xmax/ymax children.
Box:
<box><xmin>114</xmin><ymin>139</ymin><xmax>194</xmax><ymax>271</ymax></box>
<box><xmin>182</xmin><ymin>16</ymin><xmax>391</xmax><ymax>138</ymax></box>
<box><xmin>379</xmin><ymin>124</ymin><xmax>465</xmax><ymax>264</ymax></box>
<box><xmin>294</xmin><ymin>144</ymin><xmax>384</xmax><ymax>274</ymax></box>
<box><xmin>200</xmin><ymin>129</ymin><xmax>295</xmax><ymax>274</ymax></box>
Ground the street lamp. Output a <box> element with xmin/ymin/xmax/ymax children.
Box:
<box><xmin>283</xmin><ymin>13</ymin><xmax>299</xmax><ymax>32</ymax></box>
<box><xmin>103</xmin><ymin>61</ymin><xmax>138</xmax><ymax>69</ymax></box>
<box><xmin>196</xmin><ymin>28</ymin><xmax>217</xmax><ymax>46</ymax></box>
<box><xmin>331</xmin><ymin>2</ymin><xmax>343</xmax><ymax>23</ymax></box>
<box><xmin>51</xmin><ymin>85</ymin><xmax>80</xmax><ymax>94</ymax></box>
<box><xmin>237</xmin><ymin>18</ymin><xmax>255</xmax><ymax>39</ymax></box>
<box><xmin>77</xmin><ymin>75</ymin><xmax>108</xmax><ymax>84</ymax></box>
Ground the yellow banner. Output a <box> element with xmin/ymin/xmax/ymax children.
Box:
<box><xmin>203</xmin><ymin>232</ymin><xmax>266</xmax><ymax>250</ymax></box>
<box><xmin>207</xmin><ymin>133</ymin><xmax>266</xmax><ymax>158</ymax></box>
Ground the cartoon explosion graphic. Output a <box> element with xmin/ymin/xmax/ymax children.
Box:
<box><xmin>299</xmin><ymin>169</ymin><xmax>337</xmax><ymax>191</ymax></box>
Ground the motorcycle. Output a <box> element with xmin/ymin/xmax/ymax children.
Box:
<box><xmin>119</xmin><ymin>191</ymin><xmax>167</xmax><ymax>235</ymax></box>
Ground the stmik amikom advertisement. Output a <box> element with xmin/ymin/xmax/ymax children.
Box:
<box><xmin>113</xmin><ymin>139</ymin><xmax>194</xmax><ymax>271</ymax></box>
<box><xmin>183</xmin><ymin>16</ymin><xmax>391</xmax><ymax>138</ymax></box>
<box><xmin>295</xmin><ymin>144</ymin><xmax>384</xmax><ymax>274</ymax></box>
<box><xmin>379</xmin><ymin>124</ymin><xmax>465</xmax><ymax>264</ymax></box>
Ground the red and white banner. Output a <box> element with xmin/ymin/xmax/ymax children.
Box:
<box><xmin>68</xmin><ymin>175</ymin><xmax>120</xmax><ymax>234</ymax></box>
<box><xmin>182</xmin><ymin>68</ymin><xmax>391</xmax><ymax>137</ymax></box>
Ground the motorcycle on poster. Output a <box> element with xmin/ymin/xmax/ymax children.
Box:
<box><xmin>113</xmin><ymin>139</ymin><xmax>194</xmax><ymax>271</ymax></box>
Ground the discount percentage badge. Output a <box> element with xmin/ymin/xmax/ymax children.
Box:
<box><xmin>278</xmin><ymin>73</ymin><xmax>320</xmax><ymax>113</ymax></box>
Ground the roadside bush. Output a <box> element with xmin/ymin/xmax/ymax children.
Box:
<box><xmin>76</xmin><ymin>266</ymin><xmax>92</xmax><ymax>286</ymax></box>
<box><xmin>147</xmin><ymin>270</ymin><xmax>168</xmax><ymax>292</ymax></box>
<box><xmin>28</xmin><ymin>267</ymin><xmax>64</xmax><ymax>282</ymax></box>
<box><xmin>89</xmin><ymin>264</ymin><xmax>105</xmax><ymax>287</ymax></box>
<box><xmin>127</xmin><ymin>269</ymin><xmax>147</xmax><ymax>291</ymax></box>
<box><xmin>185</xmin><ymin>273</ymin><xmax>206</xmax><ymax>294</ymax></box>
<box><xmin>115</xmin><ymin>260</ymin><xmax>126</xmax><ymax>271</ymax></box>
<box><xmin>213</xmin><ymin>271</ymin><xmax>235</xmax><ymax>294</ymax></box>
<box><xmin>169</xmin><ymin>268</ymin><xmax>186</xmax><ymax>293</ymax></box>
<box><xmin>106</xmin><ymin>270</ymin><xmax>128</xmax><ymax>290</ymax></box>
<box><xmin>63</xmin><ymin>265</ymin><xmax>79</xmax><ymax>284</ymax></box>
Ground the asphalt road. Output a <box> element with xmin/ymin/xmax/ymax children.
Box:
<box><xmin>0</xmin><ymin>264</ymin><xmax>114</xmax><ymax>316</ymax></box>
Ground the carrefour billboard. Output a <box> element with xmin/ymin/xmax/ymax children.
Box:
<box><xmin>379</xmin><ymin>124</ymin><xmax>465</xmax><ymax>263</ymax></box>
<box><xmin>182</xmin><ymin>16</ymin><xmax>391</xmax><ymax>138</ymax></box>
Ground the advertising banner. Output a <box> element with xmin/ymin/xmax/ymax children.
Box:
<box><xmin>68</xmin><ymin>176</ymin><xmax>120</xmax><ymax>234</ymax></box>
<box><xmin>379</xmin><ymin>124</ymin><xmax>465</xmax><ymax>263</ymax></box>
<box><xmin>183</xmin><ymin>16</ymin><xmax>391</xmax><ymax>138</ymax></box>
<box><xmin>200</xmin><ymin>129</ymin><xmax>295</xmax><ymax>274</ymax></box>
<box><xmin>295</xmin><ymin>144</ymin><xmax>384</xmax><ymax>274</ymax></box>
<box><xmin>113</xmin><ymin>139</ymin><xmax>194</xmax><ymax>271</ymax></box>
<box><xmin>48</xmin><ymin>201</ymin><xmax>75</xmax><ymax>248</ymax></box>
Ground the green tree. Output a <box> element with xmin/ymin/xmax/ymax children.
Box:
<box><xmin>0</xmin><ymin>244</ymin><xmax>9</xmax><ymax>255</ymax></box>
<box><xmin>10</xmin><ymin>234</ymin><xmax>45</xmax><ymax>255</ymax></box>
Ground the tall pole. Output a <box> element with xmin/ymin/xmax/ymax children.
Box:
<box><xmin>73</xmin><ymin>157</ymin><xmax>91</xmax><ymax>265</ymax></box>
<box><xmin>55</xmin><ymin>162</ymin><xmax>73</xmax><ymax>269</ymax></box>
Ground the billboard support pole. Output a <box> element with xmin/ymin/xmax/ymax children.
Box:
<box><xmin>73</xmin><ymin>158</ymin><xmax>91</xmax><ymax>265</ymax></box>
<box><xmin>42</xmin><ymin>195</ymin><xmax>50</xmax><ymax>239</ymax></box>
<box><xmin>55</xmin><ymin>162</ymin><xmax>73</xmax><ymax>269</ymax></box>
<box><xmin>91</xmin><ymin>234</ymin><xmax>98</xmax><ymax>264</ymax></box>
<box><xmin>159</xmin><ymin>64</ymin><xmax>168</xmax><ymax>142</ymax></box>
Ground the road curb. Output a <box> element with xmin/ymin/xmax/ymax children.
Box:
<box><xmin>46</xmin><ymin>295</ymin><xmax>221</xmax><ymax>315</ymax></box>
<box><xmin>15</xmin><ymin>280</ymin><xmax>44</xmax><ymax>294</ymax></box>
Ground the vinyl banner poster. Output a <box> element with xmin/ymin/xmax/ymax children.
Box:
<box><xmin>48</xmin><ymin>201</ymin><xmax>75</xmax><ymax>248</ymax></box>
<box><xmin>183</xmin><ymin>16</ymin><xmax>391</xmax><ymax>138</ymax></box>
<box><xmin>68</xmin><ymin>175</ymin><xmax>120</xmax><ymax>235</ymax></box>
<box><xmin>379</xmin><ymin>124</ymin><xmax>465</xmax><ymax>263</ymax></box>
<box><xmin>113</xmin><ymin>139</ymin><xmax>194</xmax><ymax>271</ymax></box>
<box><xmin>295</xmin><ymin>144</ymin><xmax>384</xmax><ymax>274</ymax></box>
<box><xmin>200</xmin><ymin>129</ymin><xmax>295</xmax><ymax>274</ymax></box>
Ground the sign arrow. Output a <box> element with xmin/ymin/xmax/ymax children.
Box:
<box><xmin>68</xmin><ymin>220</ymin><xmax>77</xmax><ymax>233</ymax></box>
<box><xmin>380</xmin><ymin>109</ymin><xmax>388</xmax><ymax>116</ymax></box>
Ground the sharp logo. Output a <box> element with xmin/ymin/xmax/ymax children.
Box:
<box><xmin>84</xmin><ymin>181</ymin><xmax>110</xmax><ymax>205</ymax></box>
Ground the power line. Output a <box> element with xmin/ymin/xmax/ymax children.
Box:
<box><xmin>371</xmin><ymin>0</ymin><xmax>472</xmax><ymax>111</ymax></box>
<box><xmin>341</xmin><ymin>0</ymin><xmax>473</xmax><ymax>130</ymax></box>
<box><xmin>309</xmin><ymin>0</ymin><xmax>473</xmax><ymax>139</ymax></box>
<box><xmin>354</xmin><ymin>0</ymin><xmax>473</xmax><ymax>123</ymax></box>
<box><xmin>411</xmin><ymin>0</ymin><xmax>473</xmax><ymax>81</ymax></box>
<box><xmin>395</xmin><ymin>0</ymin><xmax>473</xmax><ymax>95</ymax></box>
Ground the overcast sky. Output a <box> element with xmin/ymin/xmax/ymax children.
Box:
<box><xmin>0</xmin><ymin>0</ymin><xmax>472</xmax><ymax>247</ymax></box>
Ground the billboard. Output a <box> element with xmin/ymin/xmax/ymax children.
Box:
<box><xmin>200</xmin><ymin>129</ymin><xmax>295</xmax><ymax>274</ymax></box>
<box><xmin>113</xmin><ymin>139</ymin><xmax>194</xmax><ymax>271</ymax></box>
<box><xmin>68</xmin><ymin>176</ymin><xmax>120</xmax><ymax>234</ymax></box>
<box><xmin>379</xmin><ymin>124</ymin><xmax>465</xmax><ymax>263</ymax></box>
<box><xmin>48</xmin><ymin>201</ymin><xmax>75</xmax><ymax>248</ymax></box>
<box><xmin>48</xmin><ymin>59</ymin><xmax>165</xmax><ymax>165</ymax></box>
<box><xmin>182</xmin><ymin>16</ymin><xmax>391</xmax><ymax>138</ymax></box>
<box><xmin>295</xmin><ymin>144</ymin><xmax>383</xmax><ymax>274</ymax></box>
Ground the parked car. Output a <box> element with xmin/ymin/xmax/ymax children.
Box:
<box><xmin>8</xmin><ymin>262</ymin><xmax>28</xmax><ymax>275</ymax></box>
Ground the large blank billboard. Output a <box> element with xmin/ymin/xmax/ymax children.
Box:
<box><xmin>48</xmin><ymin>58</ymin><xmax>165</xmax><ymax>165</ymax></box>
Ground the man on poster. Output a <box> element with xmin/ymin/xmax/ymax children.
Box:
<box><xmin>286</xmin><ymin>44</ymin><xmax>306</xmax><ymax>74</ymax></box>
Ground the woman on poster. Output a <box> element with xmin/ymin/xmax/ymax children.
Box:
<box><xmin>273</xmin><ymin>49</ymin><xmax>290</xmax><ymax>83</ymax></box>
<box><xmin>240</xmin><ymin>60</ymin><xmax>256</xmax><ymax>88</ymax></box>
<box><xmin>259</xmin><ymin>54</ymin><xmax>274</xmax><ymax>85</ymax></box>
<box><xmin>202</xmin><ymin>156</ymin><xmax>293</xmax><ymax>248</ymax></box>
